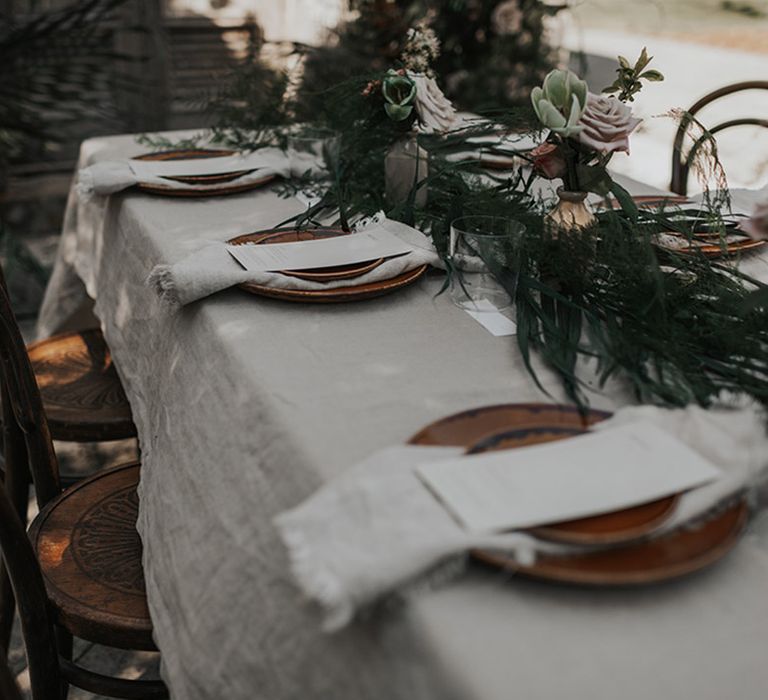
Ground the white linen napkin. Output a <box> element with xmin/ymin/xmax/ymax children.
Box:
<box><xmin>147</xmin><ymin>215</ymin><xmax>440</xmax><ymax>309</ymax></box>
<box><xmin>274</xmin><ymin>402</ymin><xmax>768</xmax><ymax>631</ymax></box>
<box><xmin>77</xmin><ymin>147</ymin><xmax>293</xmax><ymax>196</ymax></box>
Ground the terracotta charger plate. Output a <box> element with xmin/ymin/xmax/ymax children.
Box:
<box><xmin>409</xmin><ymin>403</ymin><xmax>749</xmax><ymax>585</ymax></box>
<box><xmin>657</xmin><ymin>231</ymin><xmax>765</xmax><ymax>258</ymax></box>
<box><xmin>607</xmin><ymin>194</ymin><xmax>691</xmax><ymax>209</ymax></box>
<box><xmin>480</xmin><ymin>152</ymin><xmax>521</xmax><ymax>170</ymax></box>
<box><xmin>132</xmin><ymin>148</ymin><xmax>276</xmax><ymax>197</ymax></box>
<box><xmin>607</xmin><ymin>195</ymin><xmax>766</xmax><ymax>258</ymax></box>
<box><xmin>227</xmin><ymin>227</ymin><xmax>428</xmax><ymax>303</ymax></box>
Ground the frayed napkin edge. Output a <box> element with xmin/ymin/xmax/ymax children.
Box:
<box><xmin>274</xmin><ymin>515</ymin><xmax>355</xmax><ymax>633</ymax></box>
<box><xmin>146</xmin><ymin>265</ymin><xmax>182</xmax><ymax>311</ymax></box>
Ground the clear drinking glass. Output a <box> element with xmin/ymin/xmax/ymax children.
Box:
<box><xmin>448</xmin><ymin>216</ymin><xmax>526</xmax><ymax>313</ymax></box>
<box><xmin>287</xmin><ymin>127</ymin><xmax>341</xmax><ymax>177</ymax></box>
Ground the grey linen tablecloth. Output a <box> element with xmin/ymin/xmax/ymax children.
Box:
<box><xmin>39</xmin><ymin>132</ymin><xmax>768</xmax><ymax>700</ymax></box>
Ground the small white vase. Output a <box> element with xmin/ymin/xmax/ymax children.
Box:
<box><xmin>384</xmin><ymin>133</ymin><xmax>428</xmax><ymax>208</ymax></box>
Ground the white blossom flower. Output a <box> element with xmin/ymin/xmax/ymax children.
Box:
<box><xmin>492</xmin><ymin>0</ymin><xmax>523</xmax><ymax>35</ymax></box>
<box><xmin>402</xmin><ymin>23</ymin><xmax>441</xmax><ymax>75</ymax></box>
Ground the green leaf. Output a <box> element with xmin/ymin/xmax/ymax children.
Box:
<box><xmin>634</xmin><ymin>47</ymin><xmax>651</xmax><ymax>73</ymax></box>
<box><xmin>640</xmin><ymin>70</ymin><xmax>664</xmax><ymax>82</ymax></box>
<box><xmin>384</xmin><ymin>103</ymin><xmax>413</xmax><ymax>121</ymax></box>
<box><xmin>609</xmin><ymin>179</ymin><xmax>639</xmax><ymax>221</ymax></box>
<box><xmin>543</xmin><ymin>70</ymin><xmax>569</xmax><ymax>109</ymax></box>
<box><xmin>530</xmin><ymin>86</ymin><xmax>544</xmax><ymax>120</ymax></box>
<box><xmin>576</xmin><ymin>164</ymin><xmax>612</xmax><ymax>195</ymax></box>
<box><xmin>539</xmin><ymin>99</ymin><xmax>567</xmax><ymax>129</ymax></box>
<box><xmin>618</xmin><ymin>55</ymin><xmax>631</xmax><ymax>69</ymax></box>
<box><xmin>740</xmin><ymin>286</ymin><xmax>768</xmax><ymax>313</ymax></box>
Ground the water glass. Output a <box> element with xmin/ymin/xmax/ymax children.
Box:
<box><xmin>287</xmin><ymin>127</ymin><xmax>341</xmax><ymax>177</ymax></box>
<box><xmin>448</xmin><ymin>216</ymin><xmax>526</xmax><ymax>313</ymax></box>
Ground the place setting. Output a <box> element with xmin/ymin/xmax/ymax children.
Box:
<box><xmin>148</xmin><ymin>213</ymin><xmax>438</xmax><ymax>307</ymax></box>
<box><xmin>76</xmin><ymin>145</ymin><xmax>294</xmax><ymax>198</ymax></box>
<box><xmin>597</xmin><ymin>194</ymin><xmax>767</xmax><ymax>258</ymax></box>
<box><xmin>275</xmin><ymin>399</ymin><xmax>766</xmax><ymax>630</ymax></box>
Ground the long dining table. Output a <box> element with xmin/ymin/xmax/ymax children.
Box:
<box><xmin>38</xmin><ymin>132</ymin><xmax>768</xmax><ymax>700</ymax></box>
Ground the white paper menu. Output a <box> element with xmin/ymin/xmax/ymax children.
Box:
<box><xmin>227</xmin><ymin>229</ymin><xmax>415</xmax><ymax>272</ymax></box>
<box><xmin>129</xmin><ymin>152</ymin><xmax>268</xmax><ymax>178</ymax></box>
<box><xmin>416</xmin><ymin>421</ymin><xmax>720</xmax><ymax>534</ymax></box>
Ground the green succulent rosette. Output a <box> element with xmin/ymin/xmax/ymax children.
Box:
<box><xmin>382</xmin><ymin>70</ymin><xmax>417</xmax><ymax>122</ymax></box>
<box><xmin>531</xmin><ymin>69</ymin><xmax>588</xmax><ymax>137</ymax></box>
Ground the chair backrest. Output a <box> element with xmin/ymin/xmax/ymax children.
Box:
<box><xmin>0</xmin><ymin>265</ymin><xmax>61</xmax><ymax>508</ymax></box>
<box><xmin>0</xmin><ymin>477</ymin><xmax>61</xmax><ymax>700</ymax></box>
<box><xmin>0</xmin><ymin>275</ymin><xmax>64</xmax><ymax>698</ymax></box>
<box><xmin>671</xmin><ymin>81</ymin><xmax>768</xmax><ymax>196</ymax></box>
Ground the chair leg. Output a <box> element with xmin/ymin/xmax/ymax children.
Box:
<box><xmin>0</xmin><ymin>415</ymin><xmax>30</xmax><ymax>653</ymax></box>
<box><xmin>56</xmin><ymin>627</ymin><xmax>73</xmax><ymax>700</ymax></box>
<box><xmin>0</xmin><ymin>566</ymin><xmax>13</xmax><ymax>655</ymax></box>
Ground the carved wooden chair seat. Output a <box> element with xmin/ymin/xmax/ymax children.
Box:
<box><xmin>0</xmin><ymin>272</ymin><xmax>167</xmax><ymax>698</ymax></box>
<box><xmin>27</xmin><ymin>328</ymin><xmax>137</xmax><ymax>442</ymax></box>
<box><xmin>0</xmin><ymin>264</ymin><xmax>136</xmax><ymax>443</ymax></box>
<box><xmin>671</xmin><ymin>80</ymin><xmax>768</xmax><ymax>196</ymax></box>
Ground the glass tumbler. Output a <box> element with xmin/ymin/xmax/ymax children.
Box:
<box><xmin>448</xmin><ymin>216</ymin><xmax>526</xmax><ymax>313</ymax></box>
<box><xmin>287</xmin><ymin>127</ymin><xmax>341</xmax><ymax>177</ymax></box>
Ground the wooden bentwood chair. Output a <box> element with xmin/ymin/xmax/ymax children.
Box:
<box><xmin>670</xmin><ymin>80</ymin><xmax>768</xmax><ymax>196</ymax></box>
<box><xmin>0</xmin><ymin>262</ymin><xmax>139</xmax><ymax>651</ymax></box>
<box><xmin>0</xmin><ymin>275</ymin><xmax>167</xmax><ymax>698</ymax></box>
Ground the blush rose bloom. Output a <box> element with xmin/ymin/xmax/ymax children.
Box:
<box><xmin>578</xmin><ymin>93</ymin><xmax>642</xmax><ymax>154</ymax></box>
<box><xmin>530</xmin><ymin>143</ymin><xmax>567</xmax><ymax>180</ymax></box>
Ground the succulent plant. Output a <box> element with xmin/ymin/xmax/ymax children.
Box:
<box><xmin>530</xmin><ymin>69</ymin><xmax>588</xmax><ymax>138</ymax></box>
<box><xmin>382</xmin><ymin>70</ymin><xmax>417</xmax><ymax>122</ymax></box>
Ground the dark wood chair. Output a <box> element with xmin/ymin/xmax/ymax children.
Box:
<box><xmin>671</xmin><ymin>80</ymin><xmax>768</xmax><ymax>196</ymax></box>
<box><xmin>0</xmin><ymin>650</ymin><xmax>23</xmax><ymax>700</ymax></box>
<box><xmin>0</xmin><ymin>270</ymin><xmax>167</xmax><ymax>698</ymax></box>
<box><xmin>0</xmin><ymin>262</ymin><xmax>136</xmax><ymax>444</ymax></box>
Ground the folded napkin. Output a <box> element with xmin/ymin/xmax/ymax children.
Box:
<box><xmin>77</xmin><ymin>147</ymin><xmax>294</xmax><ymax>196</ymax></box>
<box><xmin>147</xmin><ymin>214</ymin><xmax>440</xmax><ymax>309</ymax></box>
<box><xmin>274</xmin><ymin>402</ymin><xmax>768</xmax><ymax>631</ymax></box>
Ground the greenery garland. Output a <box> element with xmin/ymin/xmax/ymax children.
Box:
<box><xmin>135</xmin><ymin>39</ymin><xmax>768</xmax><ymax>413</ymax></box>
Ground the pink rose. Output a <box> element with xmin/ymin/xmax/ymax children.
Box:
<box><xmin>740</xmin><ymin>202</ymin><xmax>768</xmax><ymax>240</ymax></box>
<box><xmin>530</xmin><ymin>142</ymin><xmax>567</xmax><ymax>180</ymax></box>
<box><xmin>578</xmin><ymin>93</ymin><xmax>641</xmax><ymax>154</ymax></box>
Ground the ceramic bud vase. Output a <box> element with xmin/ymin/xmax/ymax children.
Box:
<box><xmin>545</xmin><ymin>188</ymin><xmax>597</xmax><ymax>237</ymax></box>
<box><xmin>385</xmin><ymin>133</ymin><xmax>428</xmax><ymax>208</ymax></box>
